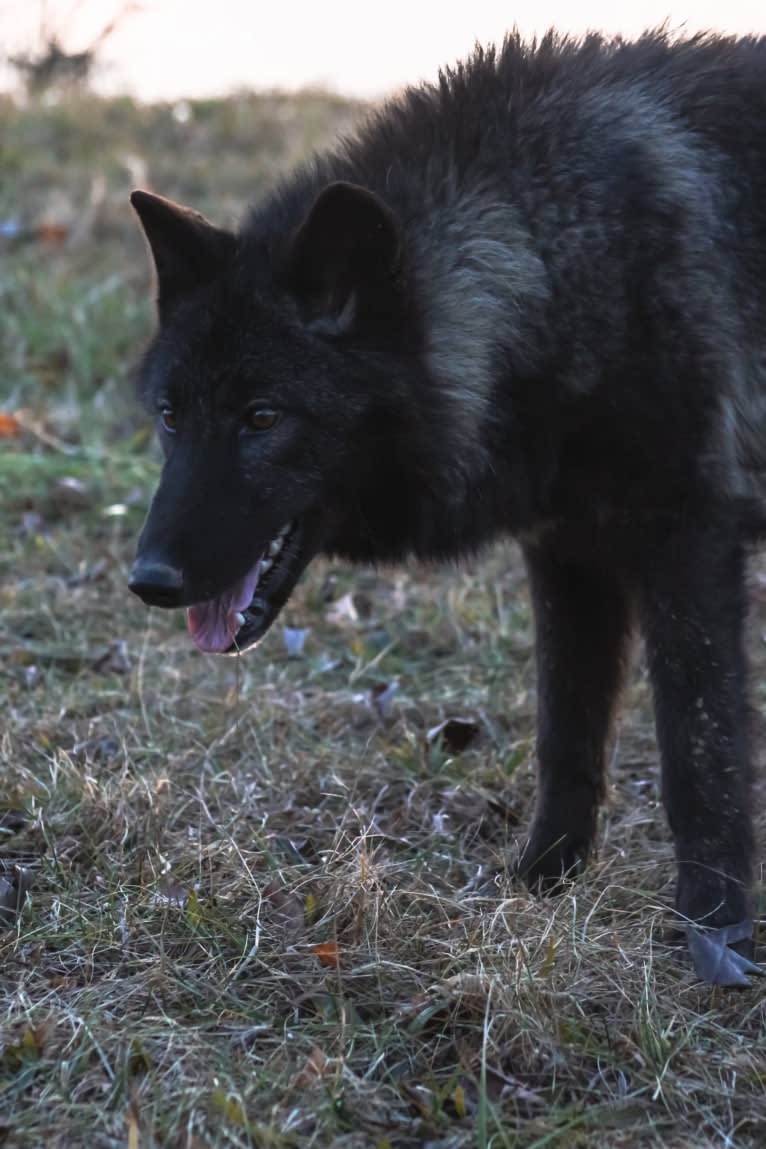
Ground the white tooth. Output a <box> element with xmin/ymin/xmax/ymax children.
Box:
<box><xmin>268</xmin><ymin>538</ymin><xmax>282</xmax><ymax>557</ymax></box>
<box><xmin>235</xmin><ymin>612</ymin><xmax>246</xmax><ymax>627</ymax></box>
<box><xmin>261</xmin><ymin>558</ymin><xmax>272</xmax><ymax>572</ymax></box>
<box><xmin>278</xmin><ymin>523</ymin><xmax>291</xmax><ymax>540</ymax></box>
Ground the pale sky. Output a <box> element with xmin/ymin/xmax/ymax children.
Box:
<box><xmin>2</xmin><ymin>0</ymin><xmax>764</xmax><ymax>100</ymax></box>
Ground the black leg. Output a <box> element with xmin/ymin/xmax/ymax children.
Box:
<box><xmin>518</xmin><ymin>547</ymin><xmax>633</xmax><ymax>887</ymax></box>
<box><xmin>638</xmin><ymin>523</ymin><xmax>759</xmax><ymax>985</ymax></box>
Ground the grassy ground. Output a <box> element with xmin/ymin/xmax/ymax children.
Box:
<box><xmin>1</xmin><ymin>90</ymin><xmax>765</xmax><ymax>1149</ymax></box>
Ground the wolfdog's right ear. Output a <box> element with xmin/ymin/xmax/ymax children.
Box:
<box><xmin>285</xmin><ymin>181</ymin><xmax>401</xmax><ymax>335</ymax></box>
<box><xmin>130</xmin><ymin>190</ymin><xmax>235</xmax><ymax>319</ymax></box>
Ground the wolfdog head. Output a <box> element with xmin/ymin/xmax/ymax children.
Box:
<box><xmin>128</xmin><ymin>181</ymin><xmax>454</xmax><ymax>653</ymax></box>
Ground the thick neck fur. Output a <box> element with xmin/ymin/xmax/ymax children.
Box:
<box><xmin>240</xmin><ymin>30</ymin><xmax>766</xmax><ymax>561</ymax></box>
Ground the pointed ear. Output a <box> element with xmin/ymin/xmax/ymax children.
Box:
<box><xmin>130</xmin><ymin>190</ymin><xmax>235</xmax><ymax>318</ymax></box>
<box><xmin>287</xmin><ymin>182</ymin><xmax>401</xmax><ymax>334</ymax></box>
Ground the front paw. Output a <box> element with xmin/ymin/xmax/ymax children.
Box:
<box><xmin>517</xmin><ymin>821</ymin><xmax>593</xmax><ymax>891</ymax></box>
<box><xmin>686</xmin><ymin>919</ymin><xmax>763</xmax><ymax>986</ymax></box>
<box><xmin>675</xmin><ymin>859</ymin><xmax>760</xmax><ymax>984</ymax></box>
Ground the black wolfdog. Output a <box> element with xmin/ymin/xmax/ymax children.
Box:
<box><xmin>128</xmin><ymin>31</ymin><xmax>766</xmax><ymax>985</ymax></box>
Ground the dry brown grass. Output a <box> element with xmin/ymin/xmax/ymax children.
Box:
<box><xmin>0</xmin><ymin>89</ymin><xmax>764</xmax><ymax>1149</ymax></box>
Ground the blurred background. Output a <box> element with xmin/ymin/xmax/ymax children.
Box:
<box><xmin>2</xmin><ymin>0</ymin><xmax>764</xmax><ymax>100</ymax></box>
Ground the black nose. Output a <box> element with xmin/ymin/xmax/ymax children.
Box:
<box><xmin>128</xmin><ymin>559</ymin><xmax>184</xmax><ymax>607</ymax></box>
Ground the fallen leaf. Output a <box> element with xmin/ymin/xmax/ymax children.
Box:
<box><xmin>304</xmin><ymin>891</ymin><xmax>318</xmax><ymax>925</ymax></box>
<box><xmin>262</xmin><ymin>879</ymin><xmax>306</xmax><ymax>944</ymax></box>
<box><xmin>370</xmin><ymin>680</ymin><xmax>398</xmax><ymax>721</ymax></box>
<box><xmin>36</xmin><ymin>222</ymin><xmax>69</xmax><ymax>244</ymax></box>
<box><xmin>306</xmin><ymin>992</ymin><xmax>363</xmax><ymax>1027</ymax></box>
<box><xmin>293</xmin><ymin>1045</ymin><xmax>330</xmax><ymax>1088</ymax></box>
<box><xmin>0</xmin><ymin>1021</ymin><xmax>48</xmax><ymax>1071</ymax></box>
<box><xmin>400</xmin><ymin>1080</ymin><xmax>436</xmax><ymax>1118</ymax></box>
<box><xmin>456</xmin><ymin>1039</ymin><xmax>544</xmax><ymax>1110</ymax></box>
<box><xmin>91</xmin><ymin>640</ymin><xmax>131</xmax><ymax>674</ymax></box>
<box><xmin>283</xmin><ymin>627</ymin><xmax>309</xmax><ymax>657</ymax></box>
<box><xmin>0</xmin><ymin>866</ymin><xmax>32</xmax><ymax>927</ymax></box>
<box><xmin>452</xmin><ymin>1082</ymin><xmax>467</xmax><ymax>1119</ymax></box>
<box><xmin>0</xmin><ymin>412</ymin><xmax>22</xmax><ymax>438</ymax></box>
<box><xmin>16</xmin><ymin>511</ymin><xmax>47</xmax><ymax>537</ymax></box>
<box><xmin>426</xmin><ymin>717</ymin><xmax>480</xmax><ymax>755</ymax></box>
<box><xmin>128</xmin><ymin>1037</ymin><xmax>153</xmax><ymax>1077</ymax></box>
<box><xmin>274</xmin><ymin>835</ymin><xmax>309</xmax><ymax>863</ymax></box>
<box><xmin>150</xmin><ymin>882</ymin><xmax>189</xmax><ymax>909</ymax></box>
<box><xmin>46</xmin><ymin>975</ymin><xmax>79</xmax><ymax>990</ymax></box>
<box><xmin>51</xmin><ymin>476</ymin><xmax>91</xmax><ymax>513</ymax></box>
<box><xmin>326</xmin><ymin>591</ymin><xmax>360</xmax><ymax>625</ymax></box>
<box><xmin>0</xmin><ymin>810</ymin><xmax>28</xmax><ymax>837</ymax></box>
<box><xmin>312</xmin><ymin>941</ymin><xmax>341</xmax><ymax>968</ymax></box>
<box><xmin>210</xmin><ymin>1089</ymin><xmax>248</xmax><ymax>1127</ymax></box>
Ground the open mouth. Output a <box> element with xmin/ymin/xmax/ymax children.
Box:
<box><xmin>186</xmin><ymin>520</ymin><xmax>301</xmax><ymax>655</ymax></box>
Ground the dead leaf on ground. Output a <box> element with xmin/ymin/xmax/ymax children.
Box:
<box><xmin>370</xmin><ymin>680</ymin><xmax>398</xmax><ymax>721</ymax></box>
<box><xmin>46</xmin><ymin>975</ymin><xmax>80</xmax><ymax>990</ymax></box>
<box><xmin>456</xmin><ymin>1038</ymin><xmax>544</xmax><ymax>1110</ymax></box>
<box><xmin>262</xmin><ymin>879</ymin><xmax>306</xmax><ymax>944</ymax></box>
<box><xmin>127</xmin><ymin>1037</ymin><xmax>153</xmax><ymax>1077</ymax></box>
<box><xmin>451</xmin><ymin>1081</ymin><xmax>469</xmax><ymax>1118</ymax></box>
<box><xmin>51</xmin><ymin>476</ymin><xmax>92</xmax><ymax>513</ymax></box>
<box><xmin>0</xmin><ymin>1021</ymin><xmax>50</xmax><ymax>1071</ymax></box>
<box><xmin>0</xmin><ymin>866</ymin><xmax>32</xmax><ymax>927</ymax></box>
<box><xmin>399</xmin><ymin>1079</ymin><xmax>436</xmax><ymax>1118</ymax></box>
<box><xmin>282</xmin><ymin>626</ymin><xmax>309</xmax><ymax>657</ymax></box>
<box><xmin>0</xmin><ymin>412</ymin><xmax>22</xmax><ymax>438</ymax></box>
<box><xmin>326</xmin><ymin>591</ymin><xmax>371</xmax><ymax>625</ymax></box>
<box><xmin>150</xmin><ymin>881</ymin><xmax>189</xmax><ymax>909</ymax></box>
<box><xmin>0</xmin><ymin>810</ymin><xmax>28</xmax><ymax>837</ymax></box>
<box><xmin>210</xmin><ymin>1089</ymin><xmax>248</xmax><ymax>1127</ymax></box>
<box><xmin>37</xmin><ymin>222</ymin><xmax>69</xmax><ymax>244</ymax></box>
<box><xmin>91</xmin><ymin>640</ymin><xmax>131</xmax><ymax>674</ymax></box>
<box><xmin>426</xmin><ymin>717</ymin><xmax>480</xmax><ymax>754</ymax></box>
<box><xmin>16</xmin><ymin>511</ymin><xmax>48</xmax><ymax>537</ymax></box>
<box><xmin>311</xmin><ymin>941</ymin><xmax>341</xmax><ymax>968</ymax></box>
<box><xmin>293</xmin><ymin>1044</ymin><xmax>330</xmax><ymax>1088</ymax></box>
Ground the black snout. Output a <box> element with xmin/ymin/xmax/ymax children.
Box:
<box><xmin>128</xmin><ymin>559</ymin><xmax>184</xmax><ymax>607</ymax></box>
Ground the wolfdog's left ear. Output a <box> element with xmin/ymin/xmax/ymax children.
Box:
<box><xmin>287</xmin><ymin>181</ymin><xmax>401</xmax><ymax>333</ymax></box>
<box><xmin>131</xmin><ymin>190</ymin><xmax>235</xmax><ymax>319</ymax></box>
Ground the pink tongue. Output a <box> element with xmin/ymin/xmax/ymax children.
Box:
<box><xmin>186</xmin><ymin>558</ymin><xmax>263</xmax><ymax>653</ymax></box>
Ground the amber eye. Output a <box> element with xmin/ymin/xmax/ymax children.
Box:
<box><xmin>160</xmin><ymin>406</ymin><xmax>176</xmax><ymax>433</ymax></box>
<box><xmin>246</xmin><ymin>407</ymin><xmax>279</xmax><ymax>431</ymax></box>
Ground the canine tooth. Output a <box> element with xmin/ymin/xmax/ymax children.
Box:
<box><xmin>268</xmin><ymin>538</ymin><xmax>282</xmax><ymax>557</ymax></box>
<box><xmin>235</xmin><ymin>612</ymin><xmax>246</xmax><ymax>627</ymax></box>
<box><xmin>261</xmin><ymin>558</ymin><xmax>272</xmax><ymax>572</ymax></box>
